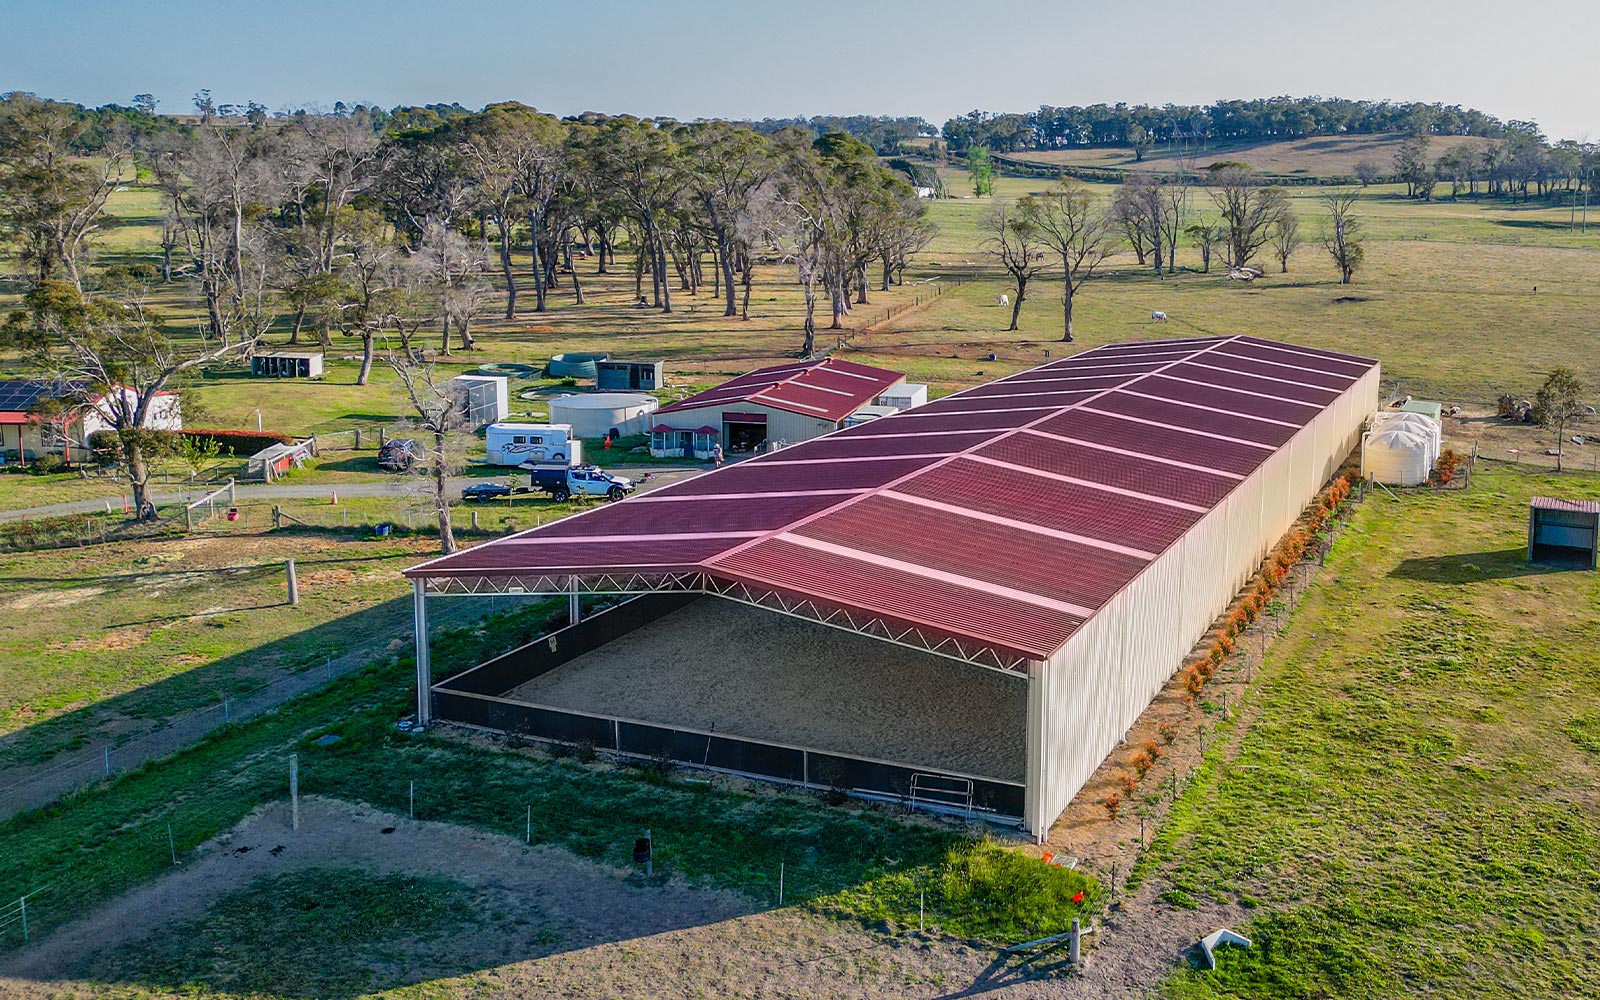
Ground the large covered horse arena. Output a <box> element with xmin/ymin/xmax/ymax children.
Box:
<box><xmin>405</xmin><ymin>336</ymin><xmax>1380</xmax><ymax>835</ymax></box>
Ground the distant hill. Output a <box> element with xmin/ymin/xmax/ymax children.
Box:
<box><xmin>1004</xmin><ymin>133</ymin><xmax>1501</xmax><ymax>180</ymax></box>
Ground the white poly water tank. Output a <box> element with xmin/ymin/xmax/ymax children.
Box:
<box><xmin>1362</xmin><ymin>423</ymin><xmax>1434</xmax><ymax>486</ymax></box>
<box><xmin>1373</xmin><ymin>411</ymin><xmax>1441</xmax><ymax>467</ymax></box>
<box><xmin>546</xmin><ymin>392</ymin><xmax>660</xmax><ymax>438</ymax></box>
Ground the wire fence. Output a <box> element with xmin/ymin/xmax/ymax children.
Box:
<box><xmin>0</xmin><ymin>647</ymin><xmax>375</xmax><ymax>823</ymax></box>
<box><xmin>833</xmin><ymin>271</ymin><xmax>976</xmax><ymax>351</ymax></box>
<box><xmin>0</xmin><ymin>585</ymin><xmax>531</xmax><ymax>823</ymax></box>
<box><xmin>0</xmin><ymin>744</ymin><xmax>1041</xmax><ymax>955</ymax></box>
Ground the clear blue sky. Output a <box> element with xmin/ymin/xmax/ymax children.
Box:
<box><xmin>4</xmin><ymin>0</ymin><xmax>1595</xmax><ymax>140</ymax></box>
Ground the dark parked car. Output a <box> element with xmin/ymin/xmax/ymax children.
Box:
<box><xmin>377</xmin><ymin>438</ymin><xmax>419</xmax><ymax>472</ymax></box>
<box><xmin>461</xmin><ymin>481</ymin><xmax>515</xmax><ymax>503</ymax></box>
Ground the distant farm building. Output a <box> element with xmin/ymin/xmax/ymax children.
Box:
<box><xmin>595</xmin><ymin>360</ymin><xmax>665</xmax><ymax>392</ymax></box>
<box><xmin>404</xmin><ymin>336</ymin><xmax>1380</xmax><ymax>835</ymax></box>
<box><xmin>250</xmin><ymin>350</ymin><xmax>324</xmax><ymax>379</ymax></box>
<box><xmin>0</xmin><ymin>380</ymin><xmax>181</xmax><ymax>465</ymax></box>
<box><xmin>648</xmin><ymin>358</ymin><xmax>906</xmax><ymax>458</ymax></box>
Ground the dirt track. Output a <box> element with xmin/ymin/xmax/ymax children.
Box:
<box><xmin>0</xmin><ymin>796</ymin><xmax>1242</xmax><ymax>999</ymax></box>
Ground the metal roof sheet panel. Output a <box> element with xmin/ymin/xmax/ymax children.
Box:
<box><xmin>976</xmin><ymin>433</ymin><xmax>1239</xmax><ymax>507</ymax></box>
<box><xmin>1034</xmin><ymin>408</ymin><xmax>1270</xmax><ymax>477</ymax></box>
<box><xmin>895</xmin><ymin>458</ymin><xmax>1204</xmax><ymax>553</ymax></box>
<box><xmin>1089</xmin><ymin>392</ymin><xmax>1296</xmax><ymax>447</ymax></box>
<box><xmin>711</xmin><ymin>538</ymin><xmax>1081</xmax><ymax>662</ymax></box>
<box><xmin>789</xmin><ymin>494</ymin><xmax>1151</xmax><ymax>611</ymax></box>
<box><xmin>1136</xmin><ymin>375</ymin><xmax>1322</xmax><ymax>426</ymax></box>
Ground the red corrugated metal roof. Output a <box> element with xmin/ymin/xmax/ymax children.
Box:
<box><xmin>1530</xmin><ymin>496</ymin><xmax>1600</xmax><ymax>514</ymax></box>
<box><xmin>658</xmin><ymin>358</ymin><xmax>904</xmax><ymax>423</ymax></box>
<box><xmin>408</xmin><ymin>336</ymin><xmax>1378</xmax><ymax>665</ymax></box>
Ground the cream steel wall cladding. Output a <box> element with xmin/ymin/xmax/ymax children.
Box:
<box><xmin>1023</xmin><ymin>363</ymin><xmax>1379</xmax><ymax>834</ymax></box>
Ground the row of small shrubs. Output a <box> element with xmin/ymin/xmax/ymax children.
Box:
<box><xmin>87</xmin><ymin>428</ymin><xmax>295</xmax><ymax>457</ymax></box>
<box><xmin>1106</xmin><ymin>474</ymin><xmax>1358</xmax><ymax>819</ymax></box>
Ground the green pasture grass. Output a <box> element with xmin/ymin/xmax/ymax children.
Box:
<box><xmin>1149</xmin><ymin>463</ymin><xmax>1600</xmax><ymax>998</ymax></box>
<box><xmin>90</xmin><ymin>867</ymin><xmax>481</xmax><ymax>998</ymax></box>
<box><xmin>0</xmin><ymin>530</ymin><xmax>468</xmax><ymax>766</ymax></box>
<box><xmin>884</xmin><ymin>184</ymin><xmax>1600</xmax><ymax>401</ymax></box>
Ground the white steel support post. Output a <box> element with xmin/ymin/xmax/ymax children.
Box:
<box><xmin>1022</xmin><ymin>658</ymin><xmax>1049</xmax><ymax>839</ymax></box>
<box><xmin>413</xmin><ymin>580</ymin><xmax>432</xmax><ymax>727</ymax></box>
<box><xmin>568</xmin><ymin>579</ymin><xmax>581</xmax><ymax>626</ymax></box>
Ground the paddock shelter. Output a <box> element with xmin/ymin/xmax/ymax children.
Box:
<box><xmin>403</xmin><ymin>335</ymin><xmax>1381</xmax><ymax>835</ymax></box>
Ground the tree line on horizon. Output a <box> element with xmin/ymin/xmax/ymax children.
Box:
<box><xmin>940</xmin><ymin>96</ymin><xmax>1529</xmax><ymax>155</ymax></box>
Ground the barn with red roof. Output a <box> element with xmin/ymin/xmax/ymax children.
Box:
<box><xmin>647</xmin><ymin>357</ymin><xmax>908</xmax><ymax>459</ymax></box>
<box><xmin>405</xmin><ymin>336</ymin><xmax>1380</xmax><ymax>835</ymax></box>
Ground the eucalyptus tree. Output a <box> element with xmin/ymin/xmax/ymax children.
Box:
<box><xmin>2</xmin><ymin>282</ymin><xmax>248</xmax><ymax>519</ymax></box>
<box><xmin>1320</xmin><ymin>191</ymin><xmax>1364</xmax><ymax>284</ymax></box>
<box><xmin>680</xmin><ymin>121</ymin><xmax>772</xmax><ymax>316</ymax></box>
<box><xmin>0</xmin><ymin>92</ymin><xmax>131</xmax><ymax>292</ymax></box>
<box><xmin>1210</xmin><ymin>167</ymin><xmax>1289</xmax><ymax>270</ymax></box>
<box><xmin>588</xmin><ymin>117</ymin><xmax>685</xmax><ymax>312</ymax></box>
<box><xmin>768</xmin><ymin>127</ymin><xmax>835</xmax><ymax>354</ymax></box>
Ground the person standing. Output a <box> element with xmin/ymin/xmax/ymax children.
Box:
<box><xmin>711</xmin><ymin>442</ymin><xmax>724</xmax><ymax>468</ymax></box>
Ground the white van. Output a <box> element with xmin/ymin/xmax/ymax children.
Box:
<box><xmin>484</xmin><ymin>423</ymin><xmax>584</xmax><ymax>467</ymax></box>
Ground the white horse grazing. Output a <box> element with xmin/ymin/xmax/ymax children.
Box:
<box><xmin>1151</xmin><ymin>311</ymin><xmax>1168</xmax><ymax>322</ymax></box>
<box><xmin>998</xmin><ymin>294</ymin><xmax>1009</xmax><ymax>307</ymax></box>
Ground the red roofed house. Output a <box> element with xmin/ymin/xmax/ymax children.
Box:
<box><xmin>649</xmin><ymin>358</ymin><xmax>907</xmax><ymax>459</ymax></box>
<box><xmin>0</xmin><ymin>380</ymin><xmax>182</xmax><ymax>466</ymax></box>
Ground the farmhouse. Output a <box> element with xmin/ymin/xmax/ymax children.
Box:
<box><xmin>0</xmin><ymin>380</ymin><xmax>181</xmax><ymax>465</ymax></box>
<box><xmin>648</xmin><ymin>357</ymin><xmax>906</xmax><ymax>459</ymax></box>
<box><xmin>404</xmin><ymin>336</ymin><xmax>1380</xmax><ymax>835</ymax></box>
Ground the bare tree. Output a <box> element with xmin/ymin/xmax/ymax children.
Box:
<box><xmin>1186</xmin><ymin>222</ymin><xmax>1223</xmax><ymax>273</ymax></box>
<box><xmin>1320</xmin><ymin>192</ymin><xmax>1365</xmax><ymax>284</ymax></box>
<box><xmin>1210</xmin><ymin>167</ymin><xmax>1289</xmax><ymax>269</ymax></box>
<box><xmin>387</xmin><ymin>353</ymin><xmax>466</xmax><ymax>554</ymax></box>
<box><xmin>983</xmin><ymin>199</ymin><xmax>1046</xmax><ymax>332</ymax></box>
<box><xmin>1353</xmin><ymin>160</ymin><xmax>1382</xmax><ymax>187</ymax></box>
<box><xmin>1020</xmin><ymin>180</ymin><xmax>1116</xmax><ymax>342</ymax></box>
<box><xmin>1270</xmin><ymin>211</ymin><xmax>1301</xmax><ymax>273</ymax></box>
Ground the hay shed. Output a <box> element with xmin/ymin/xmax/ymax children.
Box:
<box><xmin>1527</xmin><ymin>497</ymin><xmax>1599</xmax><ymax>569</ymax></box>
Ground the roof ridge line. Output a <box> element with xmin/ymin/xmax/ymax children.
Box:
<box><xmin>702</xmin><ymin>336</ymin><xmax>1242</xmax><ymax>574</ymax></box>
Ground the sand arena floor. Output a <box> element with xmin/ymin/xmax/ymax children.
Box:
<box><xmin>505</xmin><ymin>597</ymin><xmax>1027</xmax><ymax>781</ymax></box>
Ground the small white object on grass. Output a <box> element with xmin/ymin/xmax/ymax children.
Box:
<box><xmin>1151</xmin><ymin>311</ymin><xmax>1168</xmax><ymax>322</ymax></box>
<box><xmin>1199</xmin><ymin>928</ymin><xmax>1252</xmax><ymax>969</ymax></box>
<box><xmin>998</xmin><ymin>294</ymin><xmax>1009</xmax><ymax>307</ymax></box>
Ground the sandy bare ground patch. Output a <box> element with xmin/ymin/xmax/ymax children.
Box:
<box><xmin>0</xmin><ymin>795</ymin><xmax>1232</xmax><ymax>999</ymax></box>
<box><xmin>506</xmin><ymin>597</ymin><xmax>1030</xmax><ymax>781</ymax></box>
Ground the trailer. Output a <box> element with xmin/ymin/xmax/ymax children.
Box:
<box><xmin>484</xmin><ymin>423</ymin><xmax>582</xmax><ymax>467</ymax></box>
